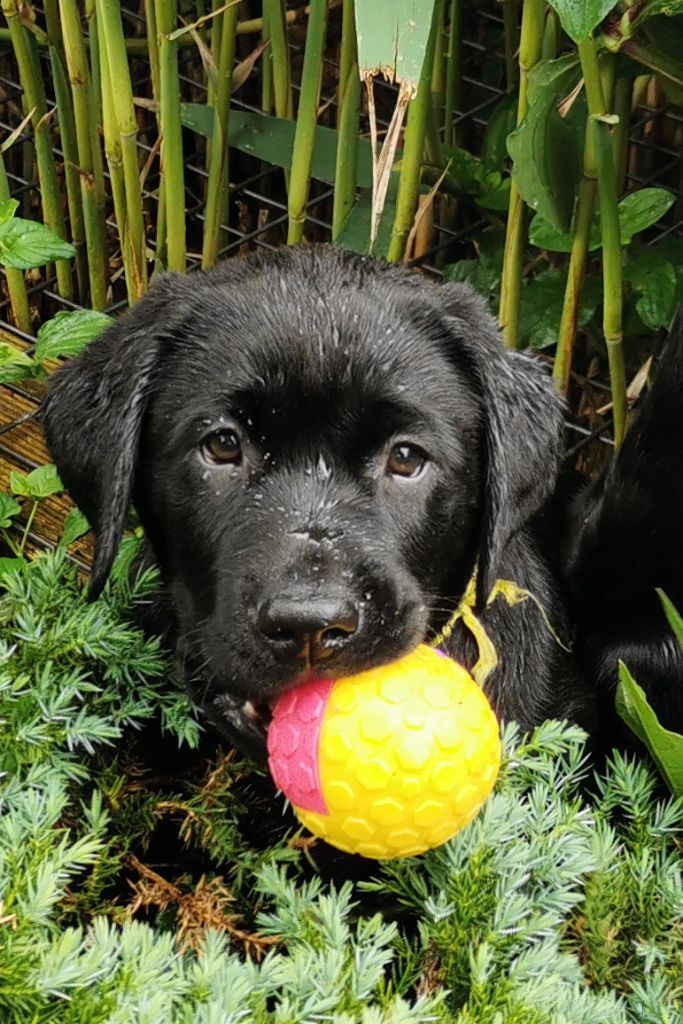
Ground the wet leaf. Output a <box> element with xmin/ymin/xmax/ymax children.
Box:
<box><xmin>0</xmin><ymin>343</ymin><xmax>37</xmax><ymax>386</ymax></box>
<box><xmin>0</xmin><ymin>198</ymin><xmax>19</xmax><ymax>225</ymax></box>
<box><xmin>616</xmin><ymin>661</ymin><xmax>683</xmax><ymax>796</ymax></box>
<box><xmin>482</xmin><ymin>91</ymin><xmax>518</xmax><ymax>172</ymax></box>
<box><xmin>545</xmin><ymin>0</ymin><xmax>618</xmax><ymax>42</ymax></box>
<box><xmin>618</xmin><ymin>187</ymin><xmax>675</xmax><ymax>243</ymax></box>
<box><xmin>0</xmin><ymin>492</ymin><xmax>21</xmax><ymax>529</ymax></box>
<box><xmin>507</xmin><ymin>56</ymin><xmax>584</xmax><ymax>232</ymax></box>
<box><xmin>10</xmin><ymin>464</ymin><xmax>64</xmax><ymax>500</ymax></box>
<box><xmin>355</xmin><ymin>0</ymin><xmax>438</xmax><ymax>91</ymax></box>
<box><xmin>0</xmin><ymin>217</ymin><xmax>75</xmax><ymax>269</ymax></box>
<box><xmin>62</xmin><ymin>508</ymin><xmax>91</xmax><ymax>547</ymax></box>
<box><xmin>35</xmin><ymin>310</ymin><xmax>112</xmax><ymax>364</ymax></box>
<box><xmin>624</xmin><ymin>247</ymin><xmax>677</xmax><ymax>329</ymax></box>
<box><xmin>518</xmin><ymin>269</ymin><xmax>601</xmax><ymax>350</ymax></box>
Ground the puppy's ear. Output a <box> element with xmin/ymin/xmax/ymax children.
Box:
<box><xmin>42</xmin><ymin>276</ymin><xmax>179</xmax><ymax>598</ymax></box>
<box><xmin>438</xmin><ymin>283</ymin><xmax>565</xmax><ymax>604</ymax></box>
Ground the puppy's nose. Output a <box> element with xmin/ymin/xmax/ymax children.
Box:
<box><xmin>257</xmin><ymin>595</ymin><xmax>359</xmax><ymax>662</ymax></box>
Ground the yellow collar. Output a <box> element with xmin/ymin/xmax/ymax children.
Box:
<box><xmin>430</xmin><ymin>567</ymin><xmax>570</xmax><ymax>687</ymax></box>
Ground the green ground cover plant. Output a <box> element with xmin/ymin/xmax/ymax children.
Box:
<box><xmin>0</xmin><ymin>543</ymin><xmax>682</xmax><ymax>1022</ymax></box>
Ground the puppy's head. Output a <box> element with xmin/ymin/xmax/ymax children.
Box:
<box><xmin>43</xmin><ymin>246</ymin><xmax>563</xmax><ymax>750</ymax></box>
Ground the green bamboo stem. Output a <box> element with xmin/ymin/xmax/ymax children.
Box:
<box><xmin>0</xmin><ymin>153</ymin><xmax>30</xmax><ymax>332</ymax></box>
<box><xmin>613</xmin><ymin>76</ymin><xmax>631</xmax><ymax>193</ymax></box>
<box><xmin>554</xmin><ymin>60</ymin><xmax>617</xmax><ymax>393</ymax></box>
<box><xmin>387</xmin><ymin>16</ymin><xmax>438</xmax><ymax>263</ymax></box>
<box><xmin>43</xmin><ymin>0</ymin><xmax>87</xmax><ymax>300</ymax></box>
<box><xmin>498</xmin><ymin>0</ymin><xmax>544</xmax><ymax>348</ymax></box>
<box><xmin>261</xmin><ymin>7</ymin><xmax>273</xmax><ymax>114</ymax></box>
<box><xmin>144</xmin><ymin>0</ymin><xmax>162</xmax><ymax>112</ymax></box>
<box><xmin>59</xmin><ymin>0</ymin><xmax>108</xmax><ymax>309</ymax></box>
<box><xmin>158</xmin><ymin>0</ymin><xmax>186</xmax><ymax>272</ymax></box>
<box><xmin>96</xmin><ymin>0</ymin><xmax>147</xmax><ymax>299</ymax></box>
<box><xmin>552</xmin><ymin>174</ymin><xmax>597</xmax><ymax>393</ymax></box>
<box><xmin>542</xmin><ymin>6</ymin><xmax>560</xmax><ymax>60</ymax></box>
<box><xmin>263</xmin><ymin>0</ymin><xmax>294</xmax><ymax>121</ymax></box>
<box><xmin>444</xmin><ymin>0</ymin><xmax>461</xmax><ymax>147</ymax></box>
<box><xmin>96</xmin><ymin>7</ymin><xmax>135</xmax><ymax>305</ymax></box>
<box><xmin>202</xmin><ymin>2</ymin><xmax>239</xmax><ymax>268</ymax></box>
<box><xmin>578</xmin><ymin>37</ymin><xmax>626</xmax><ymax>447</ymax></box>
<box><xmin>431</xmin><ymin>0</ymin><xmax>446</xmax><ymax>132</ymax></box>
<box><xmin>332</xmin><ymin>60</ymin><xmax>360</xmax><ymax>239</ymax></box>
<box><xmin>84</xmin><ymin>0</ymin><xmax>103</xmax><ymax>127</ymax></box>
<box><xmin>287</xmin><ymin>0</ymin><xmax>327</xmax><ymax>245</ymax></box>
<box><xmin>2</xmin><ymin>0</ymin><xmax>73</xmax><ymax>300</ymax></box>
<box><xmin>337</xmin><ymin>0</ymin><xmax>356</xmax><ymax>125</ymax></box>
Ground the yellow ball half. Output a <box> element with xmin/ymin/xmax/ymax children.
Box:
<box><xmin>268</xmin><ymin>645</ymin><xmax>501</xmax><ymax>859</ymax></box>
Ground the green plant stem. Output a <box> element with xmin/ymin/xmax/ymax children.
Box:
<box><xmin>287</xmin><ymin>0</ymin><xmax>327</xmax><ymax>245</ymax></box>
<box><xmin>19</xmin><ymin>500</ymin><xmax>38</xmax><ymax>556</ymax></box>
<box><xmin>0</xmin><ymin>153</ymin><xmax>30</xmax><ymax>332</ymax></box>
<box><xmin>261</xmin><ymin>7</ymin><xmax>273</xmax><ymax>113</ymax></box>
<box><xmin>96</xmin><ymin>0</ymin><xmax>148</xmax><ymax>299</ymax></box>
<box><xmin>502</xmin><ymin>0</ymin><xmax>519</xmax><ymax>92</ymax></box>
<box><xmin>444</xmin><ymin>0</ymin><xmax>461</xmax><ymax>147</ymax></box>
<box><xmin>84</xmin><ymin>0</ymin><xmax>103</xmax><ymax>126</ymax></box>
<box><xmin>59</xmin><ymin>0</ymin><xmax>108</xmax><ymax>309</ymax></box>
<box><xmin>202</xmin><ymin>2</ymin><xmax>239</xmax><ymax>268</ymax></box>
<box><xmin>42</xmin><ymin>0</ymin><xmax>88</xmax><ymax>300</ymax></box>
<box><xmin>498</xmin><ymin>0</ymin><xmax>544</xmax><ymax>348</ymax></box>
<box><xmin>387</xmin><ymin>16</ymin><xmax>438</xmax><ymax>263</ymax></box>
<box><xmin>578</xmin><ymin>36</ymin><xmax>626</xmax><ymax>447</ymax></box>
<box><xmin>613</xmin><ymin>75</ymin><xmax>631</xmax><ymax>193</ymax></box>
<box><xmin>1</xmin><ymin>0</ymin><xmax>73</xmax><ymax>300</ymax></box>
<box><xmin>542</xmin><ymin>6</ymin><xmax>560</xmax><ymax>60</ymax></box>
<box><xmin>263</xmin><ymin>0</ymin><xmax>294</xmax><ymax>121</ymax></box>
<box><xmin>431</xmin><ymin>0</ymin><xmax>446</xmax><ymax>132</ymax></box>
<box><xmin>158</xmin><ymin>0</ymin><xmax>186</xmax><ymax>272</ymax></box>
<box><xmin>332</xmin><ymin>60</ymin><xmax>360</xmax><ymax>239</ymax></box>
<box><xmin>96</xmin><ymin>8</ymin><xmax>135</xmax><ymax>305</ymax></box>
<box><xmin>553</xmin><ymin>175</ymin><xmax>597</xmax><ymax>393</ymax></box>
<box><xmin>144</xmin><ymin>0</ymin><xmax>162</xmax><ymax>112</ymax></box>
<box><xmin>337</xmin><ymin>0</ymin><xmax>355</xmax><ymax>125</ymax></box>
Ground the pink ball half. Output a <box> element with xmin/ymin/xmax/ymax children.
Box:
<box><xmin>267</xmin><ymin>676</ymin><xmax>335</xmax><ymax>814</ymax></box>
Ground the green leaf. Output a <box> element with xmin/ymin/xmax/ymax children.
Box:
<box><xmin>0</xmin><ymin>198</ymin><xmax>19</xmax><ymax>225</ymax></box>
<box><xmin>0</xmin><ymin>492</ymin><xmax>22</xmax><ymax>529</ymax></box>
<box><xmin>62</xmin><ymin>507</ymin><xmax>91</xmax><ymax>547</ymax></box>
<box><xmin>616</xmin><ymin>662</ymin><xmax>683</xmax><ymax>796</ymax></box>
<box><xmin>0</xmin><ymin>342</ymin><xmax>37</xmax><ymax>386</ymax></box>
<box><xmin>335</xmin><ymin>185</ymin><xmax>399</xmax><ymax>258</ymax></box>
<box><xmin>10</xmin><ymin>464</ymin><xmax>64</xmax><ymax>500</ymax></box>
<box><xmin>507</xmin><ymin>57</ymin><xmax>584</xmax><ymax>232</ymax></box>
<box><xmin>518</xmin><ymin>269</ymin><xmax>601</xmax><ymax>350</ymax></box>
<box><xmin>355</xmin><ymin>0</ymin><xmax>438</xmax><ymax>89</ymax></box>
<box><xmin>545</xmin><ymin>0</ymin><xmax>618</xmax><ymax>42</ymax></box>
<box><xmin>35</xmin><ymin>310</ymin><xmax>112</xmax><ymax>364</ymax></box>
<box><xmin>482</xmin><ymin>92</ymin><xmax>518</xmax><ymax>172</ymax></box>
<box><xmin>0</xmin><ymin>217</ymin><xmax>75</xmax><ymax>269</ymax></box>
<box><xmin>624</xmin><ymin>247</ymin><xmax>677</xmax><ymax>329</ymax></box>
<box><xmin>0</xmin><ymin>556</ymin><xmax>24</xmax><ymax>582</ymax></box>
<box><xmin>658</xmin><ymin>589</ymin><xmax>683</xmax><ymax>649</ymax></box>
<box><xmin>630</xmin><ymin>0</ymin><xmax>683</xmax><ymax>33</ymax></box>
<box><xmin>529</xmin><ymin>186</ymin><xmax>676</xmax><ymax>253</ymax></box>
<box><xmin>617</xmin><ymin>187</ymin><xmax>675</xmax><ymax>244</ymax></box>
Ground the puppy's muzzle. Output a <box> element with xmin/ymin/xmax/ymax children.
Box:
<box><xmin>256</xmin><ymin>591</ymin><xmax>359</xmax><ymax>666</ymax></box>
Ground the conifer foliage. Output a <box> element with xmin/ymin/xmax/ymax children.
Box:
<box><xmin>1</xmin><ymin>545</ymin><xmax>682</xmax><ymax>1022</ymax></box>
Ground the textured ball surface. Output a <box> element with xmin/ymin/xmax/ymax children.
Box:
<box><xmin>267</xmin><ymin>645</ymin><xmax>501</xmax><ymax>859</ymax></box>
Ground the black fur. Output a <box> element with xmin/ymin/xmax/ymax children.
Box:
<box><xmin>49</xmin><ymin>243</ymin><xmax>671</xmax><ymax>757</ymax></box>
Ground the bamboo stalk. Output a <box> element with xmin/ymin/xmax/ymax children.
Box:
<box><xmin>42</xmin><ymin>0</ymin><xmax>87</xmax><ymax>299</ymax></box>
<box><xmin>96</xmin><ymin>6</ymin><xmax>135</xmax><ymax>305</ymax></box>
<box><xmin>59</xmin><ymin>0</ymin><xmax>108</xmax><ymax>309</ymax></box>
<box><xmin>498</xmin><ymin>0</ymin><xmax>544</xmax><ymax>348</ymax></box>
<box><xmin>144</xmin><ymin>0</ymin><xmax>162</xmax><ymax>111</ymax></box>
<box><xmin>287</xmin><ymin>0</ymin><xmax>328</xmax><ymax>245</ymax></box>
<box><xmin>444</xmin><ymin>0</ymin><xmax>461</xmax><ymax>147</ymax></box>
<box><xmin>386</xmin><ymin>15</ymin><xmax>438</xmax><ymax>263</ymax></box>
<box><xmin>578</xmin><ymin>37</ymin><xmax>626</xmax><ymax>447</ymax></box>
<box><xmin>158</xmin><ymin>0</ymin><xmax>186</xmax><ymax>272</ymax></box>
<box><xmin>202</xmin><ymin>2</ymin><xmax>239</xmax><ymax>268</ymax></box>
<box><xmin>0</xmin><ymin>152</ymin><xmax>30</xmax><ymax>332</ymax></box>
<box><xmin>96</xmin><ymin>0</ymin><xmax>147</xmax><ymax>299</ymax></box>
<box><xmin>337</xmin><ymin>0</ymin><xmax>355</xmax><ymax>124</ymax></box>
<box><xmin>1</xmin><ymin>0</ymin><xmax>73</xmax><ymax>299</ymax></box>
<box><xmin>261</xmin><ymin>7</ymin><xmax>273</xmax><ymax>113</ymax></box>
<box><xmin>332</xmin><ymin>60</ymin><xmax>360</xmax><ymax>239</ymax></box>
<box><xmin>431</xmin><ymin>0</ymin><xmax>446</xmax><ymax>133</ymax></box>
<box><xmin>84</xmin><ymin>0</ymin><xmax>103</xmax><ymax>127</ymax></box>
<box><xmin>263</xmin><ymin>0</ymin><xmax>293</xmax><ymax>121</ymax></box>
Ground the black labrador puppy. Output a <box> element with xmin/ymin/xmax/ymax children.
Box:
<box><xmin>42</xmin><ymin>245</ymin><xmax>680</xmax><ymax>755</ymax></box>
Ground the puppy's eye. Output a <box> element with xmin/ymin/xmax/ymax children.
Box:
<box><xmin>386</xmin><ymin>443</ymin><xmax>427</xmax><ymax>479</ymax></box>
<box><xmin>201</xmin><ymin>429</ymin><xmax>242</xmax><ymax>465</ymax></box>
